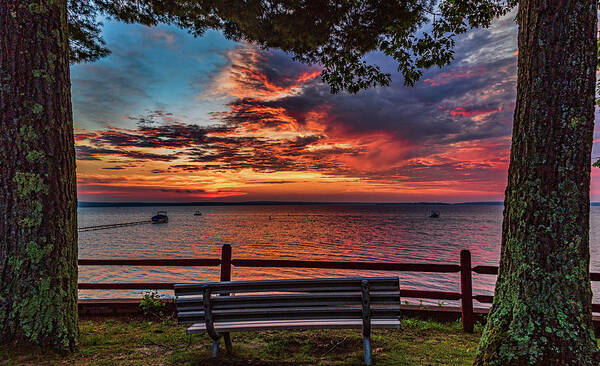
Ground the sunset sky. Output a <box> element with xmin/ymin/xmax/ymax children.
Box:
<box><xmin>71</xmin><ymin>11</ymin><xmax>600</xmax><ymax>203</ymax></box>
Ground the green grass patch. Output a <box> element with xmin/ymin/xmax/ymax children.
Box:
<box><xmin>0</xmin><ymin>318</ymin><xmax>527</xmax><ymax>365</ymax></box>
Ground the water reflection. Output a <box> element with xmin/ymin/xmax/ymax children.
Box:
<box><xmin>78</xmin><ymin>204</ymin><xmax>600</xmax><ymax>306</ymax></box>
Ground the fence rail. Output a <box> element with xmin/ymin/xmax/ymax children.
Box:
<box><xmin>78</xmin><ymin>220</ymin><xmax>152</xmax><ymax>232</ymax></box>
<box><xmin>78</xmin><ymin>258</ymin><xmax>221</xmax><ymax>266</ymax></box>
<box><xmin>78</xmin><ymin>245</ymin><xmax>600</xmax><ymax>333</ymax></box>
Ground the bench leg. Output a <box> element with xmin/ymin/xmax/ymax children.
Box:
<box><xmin>363</xmin><ymin>336</ymin><xmax>372</xmax><ymax>366</ymax></box>
<box><xmin>211</xmin><ymin>339</ymin><xmax>219</xmax><ymax>358</ymax></box>
<box><xmin>224</xmin><ymin>333</ymin><xmax>233</xmax><ymax>353</ymax></box>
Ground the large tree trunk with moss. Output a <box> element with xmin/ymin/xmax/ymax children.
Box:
<box><xmin>0</xmin><ymin>0</ymin><xmax>78</xmax><ymax>351</ymax></box>
<box><xmin>474</xmin><ymin>1</ymin><xmax>598</xmax><ymax>364</ymax></box>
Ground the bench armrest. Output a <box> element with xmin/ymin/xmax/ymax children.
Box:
<box><xmin>202</xmin><ymin>286</ymin><xmax>220</xmax><ymax>339</ymax></box>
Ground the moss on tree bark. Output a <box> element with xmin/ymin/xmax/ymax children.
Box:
<box><xmin>474</xmin><ymin>1</ymin><xmax>599</xmax><ymax>364</ymax></box>
<box><xmin>0</xmin><ymin>0</ymin><xmax>78</xmax><ymax>351</ymax></box>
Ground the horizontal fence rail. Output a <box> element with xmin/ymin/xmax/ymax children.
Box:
<box><xmin>78</xmin><ymin>258</ymin><xmax>221</xmax><ymax>266</ymax></box>
<box><xmin>78</xmin><ymin>220</ymin><xmax>152</xmax><ymax>232</ymax></box>
<box><xmin>231</xmin><ymin>259</ymin><xmax>460</xmax><ymax>272</ymax></box>
<box><xmin>78</xmin><ymin>245</ymin><xmax>600</xmax><ymax>333</ymax></box>
<box><xmin>472</xmin><ymin>266</ymin><xmax>498</xmax><ymax>275</ymax></box>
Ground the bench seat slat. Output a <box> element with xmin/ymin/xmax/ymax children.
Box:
<box><xmin>180</xmin><ymin>306</ymin><xmax>401</xmax><ymax>317</ymax></box>
<box><xmin>178</xmin><ymin>307</ymin><xmax>401</xmax><ymax>324</ymax></box>
<box><xmin>176</xmin><ymin>291</ymin><xmax>400</xmax><ymax>311</ymax></box>
<box><xmin>186</xmin><ymin>318</ymin><xmax>401</xmax><ymax>334</ymax></box>
<box><xmin>178</xmin><ymin>299</ymin><xmax>402</xmax><ymax>311</ymax></box>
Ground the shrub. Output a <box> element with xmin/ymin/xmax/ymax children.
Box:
<box><xmin>139</xmin><ymin>290</ymin><xmax>166</xmax><ymax>318</ymax></box>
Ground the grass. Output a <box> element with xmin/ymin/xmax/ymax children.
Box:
<box><xmin>1</xmin><ymin>317</ymin><xmax>483</xmax><ymax>365</ymax></box>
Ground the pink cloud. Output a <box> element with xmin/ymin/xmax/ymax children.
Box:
<box><xmin>445</xmin><ymin>106</ymin><xmax>503</xmax><ymax>118</ymax></box>
<box><xmin>424</xmin><ymin>67</ymin><xmax>487</xmax><ymax>87</ymax></box>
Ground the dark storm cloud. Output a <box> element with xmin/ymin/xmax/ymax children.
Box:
<box><xmin>211</xmin><ymin>98</ymin><xmax>294</xmax><ymax>130</ymax></box>
<box><xmin>234</xmin><ymin>55</ymin><xmax>515</xmax><ymax>148</ymax></box>
<box><xmin>89</xmin><ymin>125</ymin><xmax>205</xmax><ymax>149</ymax></box>
<box><xmin>159</xmin><ymin>188</ymin><xmax>207</xmax><ymax>194</ymax></box>
<box><xmin>251</xmin><ymin>180</ymin><xmax>300</xmax><ymax>184</ymax></box>
<box><xmin>130</xmin><ymin>110</ymin><xmax>174</xmax><ymax>126</ymax></box>
<box><xmin>77</xmin><ymin>183</ymin><xmax>245</xmax><ymax>200</ymax></box>
<box><xmin>80</xmin><ymin>120</ymin><xmax>235</xmax><ymax>149</ymax></box>
<box><xmin>76</xmin><ymin>118</ymin><xmax>358</xmax><ymax>175</ymax></box>
<box><xmin>77</xmin><ymin>176</ymin><xmax>129</xmax><ymax>184</ymax></box>
<box><xmin>76</xmin><ymin>145</ymin><xmax>178</xmax><ymax>162</ymax></box>
<box><xmin>168</xmin><ymin>164</ymin><xmax>223</xmax><ymax>172</ymax></box>
<box><xmin>214</xmin><ymin>11</ymin><xmax>517</xmax><ymax>156</ymax></box>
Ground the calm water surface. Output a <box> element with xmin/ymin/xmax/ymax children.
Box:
<box><xmin>78</xmin><ymin>204</ymin><xmax>600</xmax><ymax>305</ymax></box>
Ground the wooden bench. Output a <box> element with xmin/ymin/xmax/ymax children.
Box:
<box><xmin>174</xmin><ymin>277</ymin><xmax>401</xmax><ymax>365</ymax></box>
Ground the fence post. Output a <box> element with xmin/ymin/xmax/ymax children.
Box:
<box><xmin>460</xmin><ymin>249</ymin><xmax>474</xmax><ymax>333</ymax></box>
<box><xmin>220</xmin><ymin>244</ymin><xmax>233</xmax><ymax>352</ymax></box>
<box><xmin>220</xmin><ymin>244</ymin><xmax>232</xmax><ymax>282</ymax></box>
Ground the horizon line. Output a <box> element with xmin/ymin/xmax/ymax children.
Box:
<box><xmin>78</xmin><ymin>200</ymin><xmax>505</xmax><ymax>207</ymax></box>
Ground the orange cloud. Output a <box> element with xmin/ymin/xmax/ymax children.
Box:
<box><xmin>206</xmin><ymin>45</ymin><xmax>322</xmax><ymax>101</ymax></box>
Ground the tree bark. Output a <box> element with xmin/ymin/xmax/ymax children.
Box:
<box><xmin>475</xmin><ymin>1</ymin><xmax>598</xmax><ymax>364</ymax></box>
<box><xmin>0</xmin><ymin>0</ymin><xmax>78</xmax><ymax>351</ymax></box>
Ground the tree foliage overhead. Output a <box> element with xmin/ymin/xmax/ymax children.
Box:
<box><xmin>68</xmin><ymin>0</ymin><xmax>110</xmax><ymax>62</ymax></box>
<box><xmin>69</xmin><ymin>0</ymin><xmax>517</xmax><ymax>92</ymax></box>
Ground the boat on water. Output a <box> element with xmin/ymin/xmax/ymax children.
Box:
<box><xmin>429</xmin><ymin>211</ymin><xmax>440</xmax><ymax>218</ymax></box>
<box><xmin>151</xmin><ymin>211</ymin><xmax>168</xmax><ymax>224</ymax></box>
<box><xmin>194</xmin><ymin>210</ymin><xmax>202</xmax><ymax>216</ymax></box>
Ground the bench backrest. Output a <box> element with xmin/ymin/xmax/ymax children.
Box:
<box><xmin>174</xmin><ymin>277</ymin><xmax>400</xmax><ymax>325</ymax></box>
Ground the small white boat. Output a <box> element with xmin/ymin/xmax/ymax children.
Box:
<box><xmin>151</xmin><ymin>211</ymin><xmax>168</xmax><ymax>223</ymax></box>
<box><xmin>194</xmin><ymin>210</ymin><xmax>202</xmax><ymax>216</ymax></box>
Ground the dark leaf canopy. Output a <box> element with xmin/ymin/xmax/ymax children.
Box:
<box><xmin>69</xmin><ymin>1</ymin><xmax>517</xmax><ymax>92</ymax></box>
<box><xmin>68</xmin><ymin>0</ymin><xmax>110</xmax><ymax>62</ymax></box>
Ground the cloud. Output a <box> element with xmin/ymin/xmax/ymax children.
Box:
<box><xmin>159</xmin><ymin>188</ymin><xmax>207</xmax><ymax>193</ymax></box>
<box><xmin>76</xmin><ymin>145</ymin><xmax>178</xmax><ymax>162</ymax></box>
<box><xmin>71</xmin><ymin>22</ymin><xmax>236</xmax><ymax>130</ymax></box>
<box><xmin>424</xmin><ymin>67</ymin><xmax>487</xmax><ymax>87</ymax></box>
<box><xmin>445</xmin><ymin>106</ymin><xmax>503</xmax><ymax>119</ymax></box>
<box><xmin>204</xmin><ymin>45</ymin><xmax>322</xmax><ymax>102</ymax></box>
<box><xmin>77</xmin><ymin>184</ymin><xmax>246</xmax><ymax>201</ymax></box>
<box><xmin>73</xmin><ymin>12</ymin><xmax>523</xmax><ymax>202</ymax></box>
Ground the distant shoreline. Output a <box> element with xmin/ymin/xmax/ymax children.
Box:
<box><xmin>78</xmin><ymin>201</ymin><xmax>507</xmax><ymax>207</ymax></box>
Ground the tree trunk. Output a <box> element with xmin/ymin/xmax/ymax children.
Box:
<box><xmin>475</xmin><ymin>1</ymin><xmax>598</xmax><ymax>364</ymax></box>
<box><xmin>0</xmin><ymin>0</ymin><xmax>78</xmax><ymax>351</ymax></box>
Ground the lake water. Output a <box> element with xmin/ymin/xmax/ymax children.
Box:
<box><xmin>78</xmin><ymin>204</ymin><xmax>600</xmax><ymax>306</ymax></box>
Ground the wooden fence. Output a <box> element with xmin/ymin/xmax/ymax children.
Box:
<box><xmin>78</xmin><ymin>245</ymin><xmax>600</xmax><ymax>333</ymax></box>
